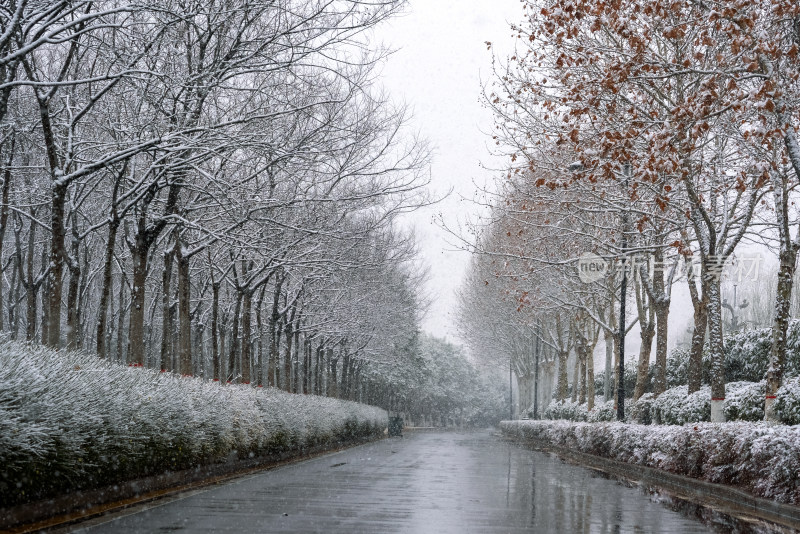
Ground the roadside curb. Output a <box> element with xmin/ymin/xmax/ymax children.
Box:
<box><xmin>503</xmin><ymin>432</ymin><xmax>800</xmax><ymax>532</ymax></box>
<box><xmin>0</xmin><ymin>433</ymin><xmax>384</xmax><ymax>533</ymax></box>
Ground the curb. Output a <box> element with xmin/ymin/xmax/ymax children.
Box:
<box><xmin>504</xmin><ymin>432</ymin><xmax>800</xmax><ymax>532</ymax></box>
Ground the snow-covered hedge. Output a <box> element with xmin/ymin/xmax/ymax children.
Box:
<box><xmin>542</xmin><ymin>382</ymin><xmax>780</xmax><ymax>425</ymax></box>
<box><xmin>0</xmin><ymin>340</ymin><xmax>387</xmax><ymax>506</ymax></box>
<box><xmin>502</xmin><ymin>420</ymin><xmax>800</xmax><ymax>504</ymax></box>
<box><xmin>537</xmin><ymin>397</ymin><xmax>614</xmax><ymax>422</ymax></box>
<box><xmin>650</xmin><ymin>385</ymin><xmax>711</xmax><ymax>424</ymax></box>
<box><xmin>541</xmin><ymin>399</ymin><xmax>588</xmax><ymax>421</ymax></box>
<box><xmin>628</xmin><ymin>392</ymin><xmax>655</xmax><ymax>425</ymax></box>
<box><xmin>587</xmin><ymin>399</ymin><xmax>616</xmax><ymax>422</ymax></box>
<box><xmin>725</xmin><ymin>321</ymin><xmax>800</xmax><ymax>382</ymax></box>
<box><xmin>776</xmin><ymin>377</ymin><xmax>800</xmax><ymax>425</ymax></box>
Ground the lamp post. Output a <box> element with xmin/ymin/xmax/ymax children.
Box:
<box><xmin>509</xmin><ymin>354</ymin><xmax>514</xmax><ymax>420</ymax></box>
<box><xmin>532</xmin><ymin>326</ymin><xmax>540</xmax><ymax>419</ymax></box>
<box><xmin>617</xmin><ymin>163</ymin><xmax>631</xmax><ymax>421</ymax></box>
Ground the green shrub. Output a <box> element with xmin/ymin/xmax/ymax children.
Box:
<box><xmin>651</xmin><ymin>385</ymin><xmax>710</xmax><ymax>425</ymax></box>
<box><xmin>775</xmin><ymin>377</ymin><xmax>800</xmax><ymax>425</ymax></box>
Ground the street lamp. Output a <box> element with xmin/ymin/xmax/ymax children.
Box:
<box><xmin>532</xmin><ymin>325</ymin><xmax>540</xmax><ymax>419</ymax></box>
<box><xmin>617</xmin><ymin>163</ymin><xmax>631</xmax><ymax>421</ymax></box>
<box><xmin>509</xmin><ymin>355</ymin><xmax>514</xmax><ymax>420</ymax></box>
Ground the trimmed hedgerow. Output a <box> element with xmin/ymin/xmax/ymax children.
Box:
<box><xmin>540</xmin><ymin>399</ymin><xmax>588</xmax><ymax>421</ymax></box>
<box><xmin>542</xmin><ymin>382</ymin><xmax>772</xmax><ymax>425</ymax></box>
<box><xmin>502</xmin><ymin>420</ymin><xmax>800</xmax><ymax>505</ymax></box>
<box><xmin>0</xmin><ymin>340</ymin><xmax>387</xmax><ymax>507</ymax></box>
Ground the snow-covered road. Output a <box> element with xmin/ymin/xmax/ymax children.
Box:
<box><xmin>71</xmin><ymin>430</ymin><xmax>711</xmax><ymax>533</ymax></box>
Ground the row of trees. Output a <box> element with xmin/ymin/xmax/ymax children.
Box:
<box><xmin>363</xmin><ymin>334</ymin><xmax>507</xmax><ymax>427</ymax></box>
<box><xmin>0</xmin><ymin>1</ymin><xmax>433</xmax><ymax>399</ymax></box>
<box><xmin>458</xmin><ymin>0</ymin><xmax>800</xmax><ymax>422</ymax></box>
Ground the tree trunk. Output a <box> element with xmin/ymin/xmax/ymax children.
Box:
<box><xmin>219</xmin><ymin>307</ymin><xmax>227</xmax><ymax>378</ymax></box>
<box><xmin>46</xmin><ymin>182</ymin><xmax>66</xmax><ymax>348</ymax></box>
<box><xmin>557</xmin><ymin>350</ymin><xmax>569</xmax><ymax>402</ymax></box>
<box><xmin>65</xmin><ymin>260</ymin><xmax>80</xmax><ymax>350</ymax></box>
<box><xmin>267</xmin><ymin>307</ymin><xmax>278</xmax><ymax>386</ymax></box>
<box><xmin>329</xmin><ymin>351</ymin><xmax>339</xmax><ymax>398</ymax></box>
<box><xmin>240</xmin><ymin>289</ymin><xmax>252</xmax><ymax>384</ymax></box>
<box><xmin>159</xmin><ymin>249</ymin><xmax>175</xmax><ymax>371</ymax></box>
<box><xmin>96</xmin><ymin>219</ymin><xmax>119</xmax><ymax>358</ymax></box>
<box><xmin>268</xmin><ymin>284</ymin><xmax>282</xmax><ymax>388</ymax></box>
<box><xmin>227</xmin><ymin>291</ymin><xmax>242</xmax><ymax>382</ymax></box>
<box><xmin>586</xmin><ymin>337</ymin><xmax>596</xmax><ymax>411</ymax></box>
<box><xmin>604</xmin><ymin>330</ymin><xmax>613</xmax><ymax>401</ymax></box>
<box><xmin>255</xmin><ymin>288</ymin><xmax>265</xmax><ymax>387</ymax></box>
<box><xmin>571</xmin><ymin>351</ymin><xmax>579</xmax><ymax>403</ymax></box>
<box><xmin>116</xmin><ymin>281</ymin><xmax>127</xmax><ymax>363</ymax></box>
<box><xmin>687</xmin><ymin>260</ymin><xmax>708</xmax><ymax>394</ymax></box>
<box><xmin>706</xmin><ymin>264</ymin><xmax>726</xmax><ymax>422</ymax></box>
<box><xmin>517</xmin><ymin>374</ymin><xmax>533</xmax><ymax>414</ymax></box>
<box><xmin>651</xmin><ymin>247</ymin><xmax>671</xmax><ymax>397</ymax></box>
<box><xmin>40</xmin><ymin>249</ymin><xmax>49</xmax><ymax>345</ymax></box>
<box><xmin>0</xmin><ymin>136</ymin><xmax>13</xmax><ymax>331</ymax></box>
<box><xmin>176</xmin><ymin>243</ymin><xmax>192</xmax><ymax>376</ymax></box>
<box><xmin>283</xmin><ymin>319</ymin><xmax>293</xmax><ymax>391</ymax></box>
<box><xmin>20</xmin><ymin>219</ymin><xmax>38</xmax><ymax>342</ymax></box>
<box><xmin>9</xmin><ymin>252</ymin><xmax>19</xmax><ymax>339</ymax></box>
<box><xmin>653</xmin><ymin>303</ymin><xmax>669</xmax><ymax>396</ymax></box>
<box><xmin>128</xmin><ymin>240</ymin><xmax>150</xmax><ymax>366</ymax></box>
<box><xmin>766</xmin><ymin>247</ymin><xmax>798</xmax><ymax>421</ymax></box>
<box><xmin>340</xmin><ymin>351</ymin><xmax>350</xmax><ymax>399</ymax></box>
<box><xmin>314</xmin><ymin>343</ymin><xmax>323</xmax><ymax>395</ymax></box>
<box><xmin>25</xmin><ymin>282</ymin><xmax>38</xmax><ymax>342</ymax></box>
<box><xmin>293</xmin><ymin>324</ymin><xmax>301</xmax><ymax>393</ymax></box>
<box><xmin>211</xmin><ymin>282</ymin><xmax>220</xmax><ymax>381</ymax></box>
<box><xmin>634</xmin><ymin>315</ymin><xmax>655</xmax><ymax>400</ymax></box>
<box><xmin>303</xmin><ymin>336</ymin><xmax>311</xmax><ymax>394</ymax></box>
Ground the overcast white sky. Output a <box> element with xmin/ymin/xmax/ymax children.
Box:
<box><xmin>374</xmin><ymin>0</ymin><xmax>523</xmax><ymax>342</ymax></box>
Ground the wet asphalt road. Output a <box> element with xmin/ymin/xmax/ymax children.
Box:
<box><xmin>70</xmin><ymin>429</ymin><xmax>711</xmax><ymax>533</ymax></box>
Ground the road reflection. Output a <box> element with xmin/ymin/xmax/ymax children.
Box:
<box><xmin>73</xmin><ymin>429</ymin><xmax>713</xmax><ymax>534</ymax></box>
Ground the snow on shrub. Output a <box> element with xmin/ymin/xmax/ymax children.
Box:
<box><xmin>627</xmin><ymin>393</ymin><xmax>654</xmax><ymax>425</ymax></box>
<box><xmin>539</xmin><ymin>382</ymin><xmax>776</xmax><ymax>426</ymax></box>
<box><xmin>541</xmin><ymin>399</ymin><xmax>587</xmax><ymax>421</ymax></box>
<box><xmin>587</xmin><ymin>400</ymin><xmax>616</xmax><ymax>422</ymax></box>
<box><xmin>502</xmin><ymin>420</ymin><xmax>800</xmax><ymax>504</ymax></box>
<box><xmin>0</xmin><ymin>340</ymin><xmax>387</xmax><ymax>506</ymax></box>
<box><xmin>775</xmin><ymin>377</ymin><xmax>800</xmax><ymax>425</ymax></box>
<box><xmin>724</xmin><ymin>381</ymin><xmax>765</xmax><ymax>422</ymax></box>
<box><xmin>724</xmin><ymin>321</ymin><xmax>800</xmax><ymax>382</ymax></box>
<box><xmin>539</xmin><ymin>397</ymin><xmax>613</xmax><ymax>423</ymax></box>
<box><xmin>651</xmin><ymin>385</ymin><xmax>710</xmax><ymax>425</ymax></box>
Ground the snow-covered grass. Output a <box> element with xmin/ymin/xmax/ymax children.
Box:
<box><xmin>0</xmin><ymin>340</ymin><xmax>387</xmax><ymax>506</ymax></box>
<box><xmin>502</xmin><ymin>419</ymin><xmax>800</xmax><ymax>505</ymax></box>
